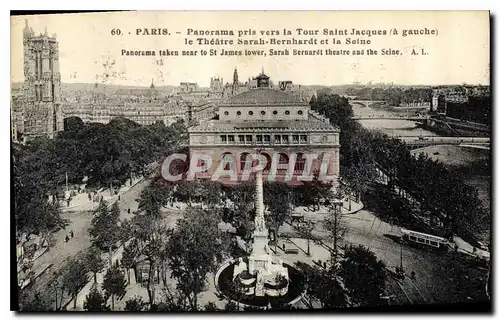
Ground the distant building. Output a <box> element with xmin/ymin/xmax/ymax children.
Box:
<box><xmin>62</xmin><ymin>82</ymin><xmax>189</xmax><ymax>126</ymax></box>
<box><xmin>14</xmin><ymin>20</ymin><xmax>64</xmax><ymax>141</ymax></box>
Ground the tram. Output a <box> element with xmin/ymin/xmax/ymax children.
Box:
<box><xmin>401</xmin><ymin>228</ymin><xmax>449</xmax><ymax>250</ymax></box>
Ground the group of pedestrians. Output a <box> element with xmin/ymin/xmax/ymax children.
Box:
<box><xmin>64</xmin><ymin>230</ymin><xmax>74</xmax><ymax>243</ymax></box>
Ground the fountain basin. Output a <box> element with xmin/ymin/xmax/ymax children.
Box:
<box><xmin>215</xmin><ymin>258</ymin><xmax>306</xmax><ymax>309</ymax></box>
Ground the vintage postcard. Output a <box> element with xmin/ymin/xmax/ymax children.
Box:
<box><xmin>11</xmin><ymin>11</ymin><xmax>491</xmax><ymax>312</ymax></box>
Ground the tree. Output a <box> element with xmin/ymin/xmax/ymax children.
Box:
<box><xmin>299</xmin><ymin>261</ymin><xmax>348</xmax><ymax>308</ymax></box>
<box><xmin>167</xmin><ymin>208</ymin><xmax>230</xmax><ymax>310</ymax></box>
<box><xmin>341</xmin><ymin>245</ymin><xmax>386</xmax><ymax>307</ymax></box>
<box><xmin>309</xmin><ymin>94</ymin><xmax>317</xmax><ymax>107</ymax></box>
<box><xmin>221</xmin><ymin>181</ymin><xmax>256</xmax><ymax>243</ymax></box>
<box><xmin>264</xmin><ymin>182</ymin><xmax>291</xmax><ymax>232</ymax></box>
<box><xmin>129</xmin><ymin>201</ymin><xmax>170</xmax><ymax>307</ymax></box>
<box><xmin>124</xmin><ymin>296</ymin><xmax>147</xmax><ymax>311</ymax></box>
<box><xmin>203</xmin><ymin>302</ymin><xmax>221</xmax><ymax>311</ymax></box>
<box><xmin>89</xmin><ymin>201</ymin><xmax>121</xmax><ymax>266</ymax></box>
<box><xmin>102</xmin><ymin>263</ymin><xmax>127</xmax><ymax>311</ymax></box>
<box><xmin>19</xmin><ymin>290</ymin><xmax>53</xmax><ymax>311</ymax></box>
<box><xmin>84</xmin><ymin>247</ymin><xmax>105</xmax><ymax>284</ymax></box>
<box><xmin>61</xmin><ymin>256</ymin><xmax>89</xmax><ymax>310</ymax></box>
<box><xmin>83</xmin><ymin>287</ymin><xmax>108</xmax><ymax>311</ymax></box>
<box><xmin>121</xmin><ymin>240</ymin><xmax>139</xmax><ymax>284</ymax></box>
<box><xmin>323</xmin><ymin>198</ymin><xmax>347</xmax><ymax>263</ymax></box>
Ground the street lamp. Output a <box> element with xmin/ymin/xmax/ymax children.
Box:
<box><xmin>302</xmin><ymin>221</ymin><xmax>314</xmax><ymax>256</ymax></box>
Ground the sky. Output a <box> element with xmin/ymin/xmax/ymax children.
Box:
<box><xmin>11</xmin><ymin>11</ymin><xmax>490</xmax><ymax>87</ymax></box>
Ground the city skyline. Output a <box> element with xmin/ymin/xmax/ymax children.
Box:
<box><xmin>11</xmin><ymin>11</ymin><xmax>490</xmax><ymax>87</ymax></box>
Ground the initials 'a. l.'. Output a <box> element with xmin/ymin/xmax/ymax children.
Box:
<box><xmin>412</xmin><ymin>48</ymin><xmax>428</xmax><ymax>55</ymax></box>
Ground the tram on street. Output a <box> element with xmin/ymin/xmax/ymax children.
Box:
<box><xmin>401</xmin><ymin>228</ymin><xmax>449</xmax><ymax>250</ymax></box>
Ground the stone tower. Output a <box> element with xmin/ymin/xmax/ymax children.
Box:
<box><xmin>232</xmin><ymin>68</ymin><xmax>239</xmax><ymax>95</ymax></box>
<box><xmin>21</xmin><ymin>20</ymin><xmax>63</xmax><ymax>140</ymax></box>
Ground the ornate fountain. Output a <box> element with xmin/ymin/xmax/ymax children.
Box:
<box><xmin>215</xmin><ymin>170</ymin><xmax>305</xmax><ymax>308</ymax></box>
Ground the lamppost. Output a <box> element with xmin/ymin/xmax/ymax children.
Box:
<box><xmin>324</xmin><ymin>197</ymin><xmax>343</xmax><ymax>262</ymax></box>
<box><xmin>52</xmin><ymin>279</ymin><xmax>60</xmax><ymax>311</ymax></box>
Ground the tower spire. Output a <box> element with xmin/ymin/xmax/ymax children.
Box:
<box><xmin>44</xmin><ymin>26</ymin><xmax>48</xmax><ymax>36</ymax></box>
<box><xmin>233</xmin><ymin>67</ymin><xmax>239</xmax><ymax>84</ymax></box>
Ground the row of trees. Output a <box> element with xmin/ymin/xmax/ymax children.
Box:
<box><xmin>310</xmin><ymin>93</ymin><xmax>489</xmax><ymax>241</ymax></box>
<box><xmin>14</xmin><ymin>117</ymin><xmax>187</xmax><ymax>236</ymax></box>
<box><xmin>344</xmin><ymin>86</ymin><xmax>433</xmax><ymax>106</ymax></box>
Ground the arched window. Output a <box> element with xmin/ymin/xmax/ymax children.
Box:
<box><xmin>278</xmin><ymin>153</ymin><xmax>289</xmax><ymax>173</ymax></box>
<box><xmin>261</xmin><ymin>152</ymin><xmax>272</xmax><ymax>171</ymax></box>
<box><xmin>221</xmin><ymin>152</ymin><xmax>235</xmax><ymax>171</ymax></box>
<box><xmin>278</xmin><ymin>153</ymin><xmax>289</xmax><ymax>164</ymax></box>
<box><xmin>240</xmin><ymin>152</ymin><xmax>250</xmax><ymax>171</ymax></box>
<box><xmin>294</xmin><ymin>153</ymin><xmax>306</xmax><ymax>172</ymax></box>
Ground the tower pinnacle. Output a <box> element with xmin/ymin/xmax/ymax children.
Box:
<box><xmin>233</xmin><ymin>67</ymin><xmax>239</xmax><ymax>84</ymax></box>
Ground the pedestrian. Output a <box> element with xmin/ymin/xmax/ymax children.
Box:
<box><xmin>411</xmin><ymin>271</ymin><xmax>416</xmax><ymax>281</ymax></box>
<box><xmin>65</xmin><ymin>235</ymin><xmax>69</xmax><ymax>243</ymax></box>
<box><xmin>127</xmin><ymin>208</ymin><xmax>131</xmax><ymax>214</ymax></box>
<box><xmin>66</xmin><ymin>199</ymin><xmax>70</xmax><ymax>207</ymax></box>
<box><xmin>88</xmin><ymin>193</ymin><xmax>91</xmax><ymax>201</ymax></box>
<box><xmin>118</xmin><ymin>195</ymin><xmax>120</xmax><ymax>201</ymax></box>
<box><xmin>70</xmin><ymin>230</ymin><xmax>74</xmax><ymax>238</ymax></box>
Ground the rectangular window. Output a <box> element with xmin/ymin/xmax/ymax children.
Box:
<box><xmin>282</xmin><ymin>135</ymin><xmax>289</xmax><ymax>143</ymax></box>
<box><xmin>292</xmin><ymin>135</ymin><xmax>299</xmax><ymax>143</ymax></box>
<box><xmin>256</xmin><ymin>135</ymin><xmax>263</xmax><ymax>142</ymax></box>
<box><xmin>300</xmin><ymin>135</ymin><xmax>307</xmax><ymax>143</ymax></box>
<box><xmin>264</xmin><ymin>135</ymin><xmax>271</xmax><ymax>143</ymax></box>
<box><xmin>246</xmin><ymin>135</ymin><xmax>253</xmax><ymax>143</ymax></box>
<box><xmin>228</xmin><ymin>135</ymin><xmax>235</xmax><ymax>142</ymax></box>
<box><xmin>409</xmin><ymin>236</ymin><xmax>416</xmax><ymax>241</ymax></box>
<box><xmin>430</xmin><ymin>241</ymin><xmax>438</xmax><ymax>247</ymax></box>
<box><xmin>238</xmin><ymin>135</ymin><xmax>245</xmax><ymax>142</ymax></box>
<box><xmin>220</xmin><ymin>135</ymin><xmax>227</xmax><ymax>143</ymax></box>
<box><xmin>274</xmin><ymin>135</ymin><xmax>281</xmax><ymax>143</ymax></box>
<box><xmin>417</xmin><ymin>238</ymin><xmax>425</xmax><ymax>244</ymax></box>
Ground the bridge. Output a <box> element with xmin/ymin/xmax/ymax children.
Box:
<box><xmin>394</xmin><ymin>136</ymin><xmax>490</xmax><ymax>150</ymax></box>
<box><xmin>349</xmin><ymin>100</ymin><xmax>386</xmax><ymax>107</ymax></box>
<box><xmin>352</xmin><ymin>114</ymin><xmax>428</xmax><ymax>121</ymax></box>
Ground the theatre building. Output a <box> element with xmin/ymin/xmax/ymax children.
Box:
<box><xmin>187</xmin><ymin>72</ymin><xmax>340</xmax><ymax>186</ymax></box>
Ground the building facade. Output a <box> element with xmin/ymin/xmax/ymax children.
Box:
<box><xmin>18</xmin><ymin>20</ymin><xmax>64</xmax><ymax>140</ymax></box>
<box><xmin>188</xmin><ymin>72</ymin><xmax>340</xmax><ymax>187</ymax></box>
<box><xmin>62</xmin><ymin>82</ymin><xmax>191</xmax><ymax>126</ymax></box>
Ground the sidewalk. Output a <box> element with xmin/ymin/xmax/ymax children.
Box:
<box><xmin>62</xmin><ymin>176</ymin><xmax>145</xmax><ymax>213</ymax></box>
<box><xmin>293</xmin><ymin>199</ymin><xmax>364</xmax><ymax>222</ymax></box>
<box><xmin>453</xmin><ymin>236</ymin><xmax>490</xmax><ymax>261</ymax></box>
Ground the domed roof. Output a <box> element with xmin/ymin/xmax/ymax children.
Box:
<box><xmin>220</xmin><ymin>88</ymin><xmax>308</xmax><ymax>107</ymax></box>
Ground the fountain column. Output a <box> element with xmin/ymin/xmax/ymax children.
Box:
<box><xmin>248</xmin><ymin>169</ymin><xmax>271</xmax><ymax>275</ymax></box>
<box><xmin>254</xmin><ymin>170</ymin><xmax>266</xmax><ymax>232</ymax></box>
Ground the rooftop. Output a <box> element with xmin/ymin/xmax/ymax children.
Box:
<box><xmin>189</xmin><ymin>116</ymin><xmax>339</xmax><ymax>133</ymax></box>
<box><xmin>220</xmin><ymin>88</ymin><xmax>308</xmax><ymax>107</ymax></box>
